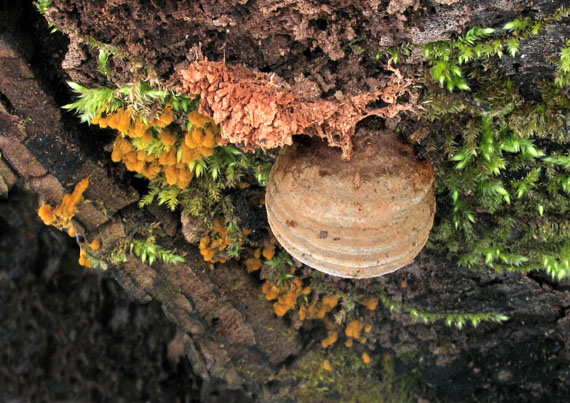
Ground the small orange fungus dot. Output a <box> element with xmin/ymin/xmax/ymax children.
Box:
<box><xmin>345</xmin><ymin>320</ymin><xmax>365</xmax><ymax>339</ymax></box>
<box><xmin>362</xmin><ymin>297</ymin><xmax>379</xmax><ymax>311</ymax></box>
<box><xmin>262</xmin><ymin>281</ymin><xmax>279</xmax><ymax>301</ymax></box>
<box><xmin>89</xmin><ymin>240</ymin><xmax>101</xmax><ymax>251</ymax></box>
<box><xmin>316</xmin><ymin>295</ymin><xmax>338</xmax><ymax>319</ymax></box>
<box><xmin>345</xmin><ymin>339</ymin><xmax>354</xmax><ymax>348</ymax></box>
<box><xmin>322</xmin><ymin>360</ymin><xmax>333</xmax><ymax>371</ymax></box>
<box><xmin>262</xmin><ymin>244</ymin><xmax>275</xmax><ymax>260</ymax></box>
<box><xmin>362</xmin><ymin>352</ymin><xmax>371</xmax><ymax>364</ymax></box>
<box><xmin>321</xmin><ymin>331</ymin><xmax>338</xmax><ymax>348</ymax></box>
<box><xmin>78</xmin><ymin>248</ymin><xmax>92</xmax><ymax>268</ymax></box>
<box><xmin>245</xmin><ymin>257</ymin><xmax>262</xmax><ymax>272</ymax></box>
<box><xmin>298</xmin><ymin>305</ymin><xmax>307</xmax><ymax>320</ymax></box>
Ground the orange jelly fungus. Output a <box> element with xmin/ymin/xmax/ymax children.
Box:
<box><xmin>38</xmin><ymin>178</ymin><xmax>89</xmax><ymax>237</ymax></box>
<box><xmin>345</xmin><ymin>320</ymin><xmax>365</xmax><ymax>339</ymax></box>
<box><xmin>362</xmin><ymin>297</ymin><xmax>379</xmax><ymax>311</ymax></box>
<box><xmin>316</xmin><ymin>295</ymin><xmax>338</xmax><ymax>319</ymax></box>
<box><xmin>322</xmin><ymin>360</ymin><xmax>333</xmax><ymax>371</ymax></box>
<box><xmin>245</xmin><ymin>257</ymin><xmax>263</xmax><ymax>272</ymax></box>
<box><xmin>262</xmin><ymin>244</ymin><xmax>275</xmax><ymax>260</ymax></box>
<box><xmin>298</xmin><ymin>305</ymin><xmax>307</xmax><ymax>320</ymax></box>
<box><xmin>78</xmin><ymin>248</ymin><xmax>92</xmax><ymax>268</ymax></box>
<box><xmin>93</xmin><ymin>105</ymin><xmax>219</xmax><ymax>189</ymax></box>
<box><xmin>345</xmin><ymin>339</ymin><xmax>354</xmax><ymax>348</ymax></box>
<box><xmin>89</xmin><ymin>239</ymin><xmax>101</xmax><ymax>251</ymax></box>
<box><xmin>271</xmin><ymin>277</ymin><xmax>305</xmax><ymax>317</ymax></box>
<box><xmin>362</xmin><ymin>352</ymin><xmax>371</xmax><ymax>364</ymax></box>
<box><xmin>321</xmin><ymin>331</ymin><xmax>338</xmax><ymax>348</ymax></box>
<box><xmin>198</xmin><ymin>219</ymin><xmax>232</xmax><ymax>263</ymax></box>
<box><xmin>38</xmin><ymin>204</ymin><xmax>56</xmax><ymax>226</ymax></box>
<box><xmin>262</xmin><ymin>281</ymin><xmax>279</xmax><ymax>301</ymax></box>
<box><xmin>37</xmin><ymin>179</ymin><xmax>95</xmax><ymax>268</ymax></box>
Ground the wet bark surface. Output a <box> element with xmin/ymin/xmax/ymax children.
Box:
<box><xmin>1</xmin><ymin>0</ymin><xmax>569</xmax><ymax>402</ymax></box>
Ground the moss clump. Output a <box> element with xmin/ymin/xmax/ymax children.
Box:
<box><xmin>280</xmin><ymin>349</ymin><xmax>415</xmax><ymax>403</ymax></box>
<box><xmin>413</xmin><ymin>68</ymin><xmax>570</xmax><ymax>280</ymax></box>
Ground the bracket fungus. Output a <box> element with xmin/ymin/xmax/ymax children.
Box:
<box><xmin>265</xmin><ymin>129</ymin><xmax>436</xmax><ymax>278</ymax></box>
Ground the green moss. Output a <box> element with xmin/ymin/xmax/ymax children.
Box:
<box><xmin>281</xmin><ymin>348</ymin><xmax>415</xmax><ymax>403</ymax></box>
<box><xmin>378</xmin><ymin>6</ymin><xmax>570</xmax><ymax>92</ymax></box>
<box><xmin>417</xmin><ymin>68</ymin><xmax>570</xmax><ymax>280</ymax></box>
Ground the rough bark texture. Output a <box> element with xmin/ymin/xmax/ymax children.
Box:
<box><xmin>1</xmin><ymin>0</ymin><xmax>569</xmax><ymax>401</ymax></box>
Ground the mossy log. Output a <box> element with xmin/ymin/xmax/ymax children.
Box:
<box><xmin>1</xmin><ymin>1</ymin><xmax>569</xmax><ymax>401</ymax></box>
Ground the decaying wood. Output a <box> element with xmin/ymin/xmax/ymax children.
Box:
<box><xmin>2</xmin><ymin>1</ymin><xmax>570</xmax><ymax>400</ymax></box>
<box><xmin>0</xmin><ymin>36</ymin><xmax>301</xmax><ymax>396</ymax></box>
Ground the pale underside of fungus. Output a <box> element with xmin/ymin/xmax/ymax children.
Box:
<box><xmin>178</xmin><ymin>57</ymin><xmax>416</xmax><ymax>160</ymax></box>
<box><xmin>265</xmin><ymin>129</ymin><xmax>436</xmax><ymax>278</ymax></box>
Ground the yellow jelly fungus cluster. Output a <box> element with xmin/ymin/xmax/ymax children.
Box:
<box><xmin>244</xmin><ymin>243</ymin><xmax>276</xmax><ymax>272</ymax></box>
<box><xmin>37</xmin><ymin>178</ymin><xmax>99</xmax><ymax>268</ymax></box>
<box><xmin>262</xmin><ymin>277</ymin><xmax>312</xmax><ymax>317</ymax></box>
<box><xmin>245</xmin><ymin>248</ymin><xmax>263</xmax><ymax>272</ymax></box>
<box><xmin>321</xmin><ymin>331</ymin><xmax>338</xmax><ymax>348</ymax></box>
<box><xmin>78</xmin><ymin>239</ymin><xmax>101</xmax><ymax>268</ymax></box>
<box><xmin>38</xmin><ymin>178</ymin><xmax>89</xmax><ymax>237</ymax></box>
<box><xmin>199</xmin><ymin>219</ymin><xmax>231</xmax><ymax>263</ymax></box>
<box><xmin>362</xmin><ymin>352</ymin><xmax>372</xmax><ymax>364</ymax></box>
<box><xmin>345</xmin><ymin>320</ymin><xmax>369</xmax><ymax>345</ymax></box>
<box><xmin>92</xmin><ymin>105</ymin><xmax>220</xmax><ymax>188</ymax></box>
<box><xmin>308</xmin><ymin>295</ymin><xmax>339</xmax><ymax>320</ymax></box>
<box><xmin>262</xmin><ymin>244</ymin><xmax>275</xmax><ymax>259</ymax></box>
<box><xmin>297</xmin><ymin>294</ymin><xmax>338</xmax><ymax>321</ymax></box>
<box><xmin>361</xmin><ymin>297</ymin><xmax>379</xmax><ymax>311</ymax></box>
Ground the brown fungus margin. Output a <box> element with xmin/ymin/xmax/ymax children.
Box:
<box><xmin>178</xmin><ymin>57</ymin><xmax>416</xmax><ymax>160</ymax></box>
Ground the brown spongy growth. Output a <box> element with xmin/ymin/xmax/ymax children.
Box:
<box><xmin>179</xmin><ymin>58</ymin><xmax>416</xmax><ymax>160</ymax></box>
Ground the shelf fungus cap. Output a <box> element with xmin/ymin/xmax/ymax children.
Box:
<box><xmin>265</xmin><ymin>130</ymin><xmax>436</xmax><ymax>278</ymax></box>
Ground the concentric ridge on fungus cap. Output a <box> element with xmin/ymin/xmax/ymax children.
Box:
<box><xmin>265</xmin><ymin>130</ymin><xmax>436</xmax><ymax>278</ymax></box>
<box><xmin>178</xmin><ymin>58</ymin><xmax>416</xmax><ymax>160</ymax></box>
